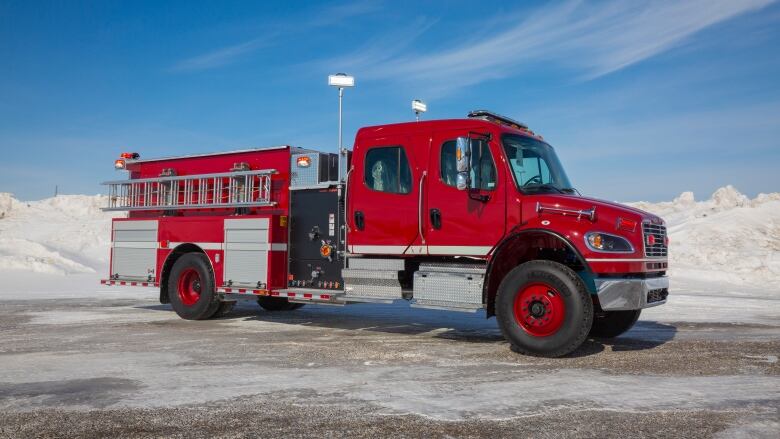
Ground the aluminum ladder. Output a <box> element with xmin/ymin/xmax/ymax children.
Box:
<box><xmin>102</xmin><ymin>169</ymin><xmax>276</xmax><ymax>211</ymax></box>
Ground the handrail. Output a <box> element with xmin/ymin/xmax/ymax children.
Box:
<box><xmin>343</xmin><ymin>165</ymin><xmax>354</xmax><ymax>266</ymax></box>
<box><xmin>418</xmin><ymin>171</ymin><xmax>427</xmax><ymax>244</ymax></box>
<box><xmin>536</xmin><ymin>202</ymin><xmax>596</xmax><ymax>221</ymax></box>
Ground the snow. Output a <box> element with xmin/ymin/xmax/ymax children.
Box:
<box><xmin>0</xmin><ymin>193</ymin><xmax>120</xmax><ymax>275</ymax></box>
<box><xmin>0</xmin><ymin>184</ymin><xmax>778</xmax><ymax>292</ymax></box>
<box><xmin>628</xmin><ymin>185</ymin><xmax>780</xmax><ymax>287</ymax></box>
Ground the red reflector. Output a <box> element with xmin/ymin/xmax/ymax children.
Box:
<box><xmin>160</xmin><ymin>240</ymin><xmax>169</xmax><ymax>248</ymax></box>
<box><xmin>617</xmin><ymin>217</ymin><xmax>637</xmax><ymax>232</ymax></box>
<box><xmin>321</xmin><ymin>295</ymin><xmax>330</xmax><ymax>300</ymax></box>
<box><xmin>647</xmin><ymin>234</ymin><xmax>656</xmax><ymax>246</ymax></box>
<box><xmin>304</xmin><ymin>293</ymin><xmax>312</xmax><ymax>298</ymax></box>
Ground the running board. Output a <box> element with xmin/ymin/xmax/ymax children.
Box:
<box><xmin>411</xmin><ymin>301</ymin><xmax>483</xmax><ymax>313</ymax></box>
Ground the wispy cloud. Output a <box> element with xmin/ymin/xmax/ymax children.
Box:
<box><xmin>169</xmin><ymin>1</ymin><xmax>383</xmax><ymax>73</ymax></box>
<box><xmin>307</xmin><ymin>0</ymin><xmax>384</xmax><ymax>27</ymax></box>
<box><xmin>169</xmin><ymin>38</ymin><xmax>270</xmax><ymax>72</ymax></box>
<box><xmin>341</xmin><ymin>0</ymin><xmax>775</xmax><ymax>95</ymax></box>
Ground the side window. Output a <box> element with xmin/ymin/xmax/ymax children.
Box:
<box><xmin>440</xmin><ymin>139</ymin><xmax>497</xmax><ymax>190</ymax></box>
<box><xmin>364</xmin><ymin>146</ymin><xmax>412</xmax><ymax>194</ymax></box>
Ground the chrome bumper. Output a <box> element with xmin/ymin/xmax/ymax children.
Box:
<box><xmin>594</xmin><ymin>276</ymin><xmax>669</xmax><ymax>311</ymax></box>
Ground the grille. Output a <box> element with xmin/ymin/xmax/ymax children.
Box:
<box><xmin>643</xmin><ymin>222</ymin><xmax>668</xmax><ymax>257</ymax></box>
<box><xmin>647</xmin><ymin>288</ymin><xmax>668</xmax><ymax>304</ymax></box>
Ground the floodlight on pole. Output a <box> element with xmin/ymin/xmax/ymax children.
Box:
<box><xmin>328</xmin><ymin>73</ymin><xmax>355</xmax><ymax>184</ymax></box>
<box><xmin>412</xmin><ymin>99</ymin><xmax>427</xmax><ymax>122</ymax></box>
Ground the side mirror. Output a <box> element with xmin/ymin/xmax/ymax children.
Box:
<box><xmin>455</xmin><ymin>137</ymin><xmax>471</xmax><ymax>191</ymax></box>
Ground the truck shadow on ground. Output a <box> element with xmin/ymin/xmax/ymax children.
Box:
<box><xmin>138</xmin><ymin>301</ymin><xmax>677</xmax><ymax>357</ymax></box>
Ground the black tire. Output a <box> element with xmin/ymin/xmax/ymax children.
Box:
<box><xmin>496</xmin><ymin>260</ymin><xmax>593</xmax><ymax>357</ymax></box>
<box><xmin>167</xmin><ymin>253</ymin><xmax>221</xmax><ymax>320</ymax></box>
<box><xmin>590</xmin><ymin>309</ymin><xmax>641</xmax><ymax>338</ymax></box>
<box><xmin>257</xmin><ymin>297</ymin><xmax>305</xmax><ymax>311</ymax></box>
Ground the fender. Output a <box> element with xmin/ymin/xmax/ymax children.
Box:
<box><xmin>483</xmin><ymin>228</ymin><xmax>594</xmax><ymax>317</ymax></box>
<box><xmin>159</xmin><ymin>243</ymin><xmax>216</xmax><ymax>304</ymax></box>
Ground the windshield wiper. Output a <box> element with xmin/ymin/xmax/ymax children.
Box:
<box><xmin>561</xmin><ymin>187</ymin><xmax>581</xmax><ymax>195</ymax></box>
<box><xmin>523</xmin><ymin>184</ymin><xmax>564</xmax><ymax>194</ymax></box>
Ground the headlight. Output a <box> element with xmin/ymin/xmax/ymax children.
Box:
<box><xmin>585</xmin><ymin>232</ymin><xmax>633</xmax><ymax>253</ymax></box>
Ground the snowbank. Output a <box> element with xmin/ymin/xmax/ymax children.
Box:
<box><xmin>628</xmin><ymin>185</ymin><xmax>780</xmax><ymax>286</ymax></box>
<box><xmin>0</xmin><ymin>186</ymin><xmax>778</xmax><ymax>287</ymax></box>
<box><xmin>0</xmin><ymin>193</ymin><xmax>121</xmax><ymax>275</ymax></box>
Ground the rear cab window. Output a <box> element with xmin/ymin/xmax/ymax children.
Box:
<box><xmin>364</xmin><ymin>146</ymin><xmax>412</xmax><ymax>194</ymax></box>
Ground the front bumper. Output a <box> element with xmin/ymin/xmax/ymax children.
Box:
<box><xmin>594</xmin><ymin>276</ymin><xmax>669</xmax><ymax>311</ymax></box>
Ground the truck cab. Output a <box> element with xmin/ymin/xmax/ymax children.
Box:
<box><xmin>344</xmin><ymin>111</ymin><xmax>668</xmax><ymax>354</ymax></box>
<box><xmin>102</xmin><ymin>110</ymin><xmax>668</xmax><ymax>357</ymax></box>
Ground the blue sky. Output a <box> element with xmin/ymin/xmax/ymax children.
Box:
<box><xmin>1</xmin><ymin>0</ymin><xmax>779</xmax><ymax>201</ymax></box>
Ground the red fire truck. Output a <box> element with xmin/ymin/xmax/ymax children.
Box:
<box><xmin>101</xmin><ymin>110</ymin><xmax>668</xmax><ymax>357</ymax></box>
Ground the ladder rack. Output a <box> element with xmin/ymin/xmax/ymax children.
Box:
<box><xmin>102</xmin><ymin>169</ymin><xmax>276</xmax><ymax>211</ymax></box>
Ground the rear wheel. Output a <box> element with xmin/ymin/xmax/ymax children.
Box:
<box><xmin>496</xmin><ymin>260</ymin><xmax>593</xmax><ymax>357</ymax></box>
<box><xmin>590</xmin><ymin>309</ymin><xmax>641</xmax><ymax>338</ymax></box>
<box><xmin>257</xmin><ymin>297</ymin><xmax>304</xmax><ymax>311</ymax></box>
<box><xmin>168</xmin><ymin>253</ymin><xmax>221</xmax><ymax>320</ymax></box>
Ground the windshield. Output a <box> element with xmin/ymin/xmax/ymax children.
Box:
<box><xmin>502</xmin><ymin>134</ymin><xmax>574</xmax><ymax>194</ymax></box>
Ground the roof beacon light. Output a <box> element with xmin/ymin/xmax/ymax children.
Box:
<box><xmin>120</xmin><ymin>152</ymin><xmax>140</xmax><ymax>159</ymax></box>
<box><xmin>114</xmin><ymin>159</ymin><xmax>126</xmax><ymax>170</ymax></box>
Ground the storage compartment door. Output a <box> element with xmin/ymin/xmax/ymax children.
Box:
<box><xmin>224</xmin><ymin>218</ymin><xmax>269</xmax><ymax>288</ymax></box>
<box><xmin>111</xmin><ymin>220</ymin><xmax>159</xmax><ymax>281</ymax></box>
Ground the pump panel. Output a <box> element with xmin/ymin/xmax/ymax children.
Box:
<box><xmin>288</xmin><ymin>188</ymin><xmax>343</xmax><ymax>289</ymax></box>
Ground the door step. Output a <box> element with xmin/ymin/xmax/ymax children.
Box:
<box><xmin>342</xmin><ymin>257</ymin><xmax>405</xmax><ymax>301</ymax></box>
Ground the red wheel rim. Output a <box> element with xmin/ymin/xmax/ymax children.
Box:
<box><xmin>177</xmin><ymin>268</ymin><xmax>201</xmax><ymax>307</ymax></box>
<box><xmin>513</xmin><ymin>283</ymin><xmax>565</xmax><ymax>337</ymax></box>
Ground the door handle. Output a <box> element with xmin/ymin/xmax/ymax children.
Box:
<box><xmin>429</xmin><ymin>208</ymin><xmax>442</xmax><ymax>230</ymax></box>
<box><xmin>354</xmin><ymin>211</ymin><xmax>365</xmax><ymax>230</ymax></box>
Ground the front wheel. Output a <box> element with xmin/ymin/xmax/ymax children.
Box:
<box><xmin>496</xmin><ymin>260</ymin><xmax>593</xmax><ymax>357</ymax></box>
<box><xmin>590</xmin><ymin>309</ymin><xmax>641</xmax><ymax>338</ymax></box>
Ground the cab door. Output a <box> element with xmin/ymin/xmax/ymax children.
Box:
<box><xmin>347</xmin><ymin>135</ymin><xmax>422</xmax><ymax>255</ymax></box>
<box><xmin>423</xmin><ymin>130</ymin><xmax>506</xmax><ymax>256</ymax></box>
